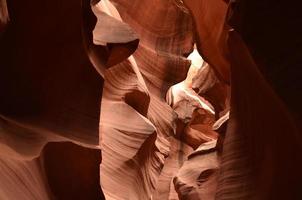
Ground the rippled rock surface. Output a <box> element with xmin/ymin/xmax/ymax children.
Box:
<box><xmin>0</xmin><ymin>0</ymin><xmax>301</xmax><ymax>199</ymax></box>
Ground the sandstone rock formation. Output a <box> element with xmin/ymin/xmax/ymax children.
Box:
<box><xmin>0</xmin><ymin>0</ymin><xmax>301</xmax><ymax>199</ymax></box>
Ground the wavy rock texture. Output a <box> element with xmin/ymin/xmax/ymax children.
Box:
<box><xmin>0</xmin><ymin>0</ymin><xmax>105</xmax><ymax>199</ymax></box>
<box><xmin>0</xmin><ymin>157</ymin><xmax>51</xmax><ymax>200</ymax></box>
<box><xmin>216</xmin><ymin>31</ymin><xmax>302</xmax><ymax>200</ymax></box>
<box><xmin>98</xmin><ymin>1</ymin><xmax>195</xmax><ymax>199</ymax></box>
<box><xmin>183</xmin><ymin>0</ymin><xmax>230</xmax><ymax>83</ymax></box>
<box><xmin>1</xmin><ymin>0</ymin><xmax>302</xmax><ymax>199</ymax></box>
<box><xmin>167</xmin><ymin>62</ymin><xmax>228</xmax><ymax>199</ymax></box>
<box><xmin>174</xmin><ymin>141</ymin><xmax>219</xmax><ymax>200</ymax></box>
<box><xmin>185</xmin><ymin>0</ymin><xmax>302</xmax><ymax>199</ymax></box>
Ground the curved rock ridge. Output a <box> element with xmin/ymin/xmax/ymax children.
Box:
<box><xmin>100</xmin><ymin>62</ymin><xmax>159</xmax><ymax>200</ymax></box>
<box><xmin>98</xmin><ymin>0</ymin><xmax>195</xmax><ymax>199</ymax></box>
<box><xmin>185</xmin><ymin>0</ymin><xmax>302</xmax><ymax>199</ymax></box>
<box><xmin>82</xmin><ymin>0</ymin><xmax>140</xmax><ymax>76</ymax></box>
<box><xmin>0</xmin><ymin>0</ymin><xmax>107</xmax><ymax>198</ymax></box>
<box><xmin>183</xmin><ymin>0</ymin><xmax>230</xmax><ymax>84</ymax></box>
<box><xmin>215</xmin><ymin>30</ymin><xmax>302</xmax><ymax>200</ymax></box>
<box><xmin>1</xmin><ymin>0</ymin><xmax>301</xmax><ymax>199</ymax></box>
<box><xmin>0</xmin><ymin>157</ymin><xmax>52</xmax><ymax>200</ymax></box>
<box><xmin>0</xmin><ymin>0</ymin><xmax>142</xmax><ymax>198</ymax></box>
<box><xmin>165</xmin><ymin>52</ymin><xmax>228</xmax><ymax>199</ymax></box>
<box><xmin>92</xmin><ymin>1</ymin><xmax>138</xmax><ymax>46</ymax></box>
<box><xmin>173</xmin><ymin>140</ymin><xmax>219</xmax><ymax>200</ymax></box>
<box><xmin>110</xmin><ymin>0</ymin><xmax>194</xmax><ymax>56</ymax></box>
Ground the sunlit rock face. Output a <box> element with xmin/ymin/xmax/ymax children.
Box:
<box><xmin>98</xmin><ymin>1</ymin><xmax>194</xmax><ymax>199</ymax></box>
<box><xmin>0</xmin><ymin>0</ymin><xmax>302</xmax><ymax>200</ymax></box>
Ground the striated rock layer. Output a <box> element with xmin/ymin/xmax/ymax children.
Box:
<box><xmin>98</xmin><ymin>0</ymin><xmax>194</xmax><ymax>199</ymax></box>
<box><xmin>0</xmin><ymin>0</ymin><xmax>104</xmax><ymax>199</ymax></box>
<box><xmin>0</xmin><ymin>0</ymin><xmax>301</xmax><ymax>199</ymax></box>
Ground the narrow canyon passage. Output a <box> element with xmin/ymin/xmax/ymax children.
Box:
<box><xmin>0</xmin><ymin>0</ymin><xmax>301</xmax><ymax>200</ymax></box>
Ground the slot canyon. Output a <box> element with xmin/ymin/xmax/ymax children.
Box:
<box><xmin>0</xmin><ymin>0</ymin><xmax>302</xmax><ymax>199</ymax></box>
